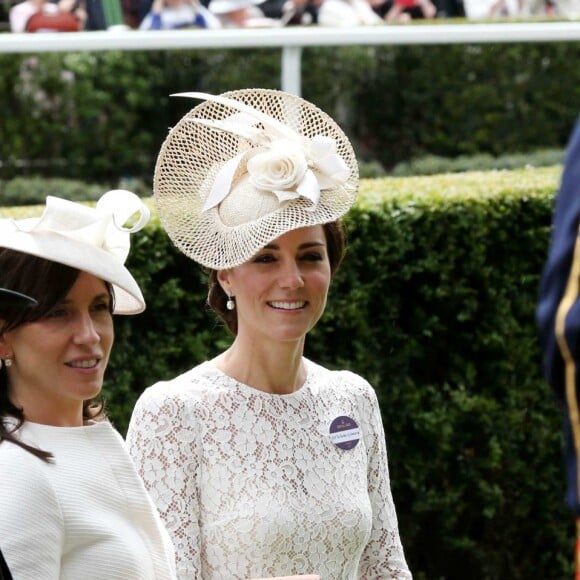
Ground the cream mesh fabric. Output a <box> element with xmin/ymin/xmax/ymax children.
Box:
<box><xmin>126</xmin><ymin>359</ymin><xmax>412</xmax><ymax>579</ymax></box>
<box><xmin>154</xmin><ymin>89</ymin><xmax>359</xmax><ymax>269</ymax></box>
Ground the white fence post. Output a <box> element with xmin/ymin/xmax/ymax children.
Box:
<box><xmin>281</xmin><ymin>45</ymin><xmax>302</xmax><ymax>96</ymax></box>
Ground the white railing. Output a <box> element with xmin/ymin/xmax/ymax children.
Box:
<box><xmin>1</xmin><ymin>21</ymin><xmax>580</xmax><ymax>95</ymax></box>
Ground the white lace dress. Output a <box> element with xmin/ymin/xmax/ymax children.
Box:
<box><xmin>126</xmin><ymin>358</ymin><xmax>411</xmax><ymax>579</ymax></box>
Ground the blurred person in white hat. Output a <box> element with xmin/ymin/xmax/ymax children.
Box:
<box><xmin>126</xmin><ymin>88</ymin><xmax>412</xmax><ymax>579</ymax></box>
<box><xmin>554</xmin><ymin>0</ymin><xmax>580</xmax><ymax>17</ymax></box>
<box><xmin>139</xmin><ymin>0</ymin><xmax>221</xmax><ymax>30</ymax></box>
<box><xmin>463</xmin><ymin>0</ymin><xmax>525</xmax><ymax>18</ymax></box>
<box><xmin>317</xmin><ymin>0</ymin><xmax>382</xmax><ymax>25</ymax></box>
<box><xmin>207</xmin><ymin>0</ymin><xmax>281</xmax><ymax>26</ymax></box>
<box><xmin>0</xmin><ymin>190</ymin><xmax>176</xmax><ymax>580</ymax></box>
<box><xmin>9</xmin><ymin>0</ymin><xmax>86</xmax><ymax>32</ymax></box>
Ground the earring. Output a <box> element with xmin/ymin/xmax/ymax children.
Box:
<box><xmin>226</xmin><ymin>291</ymin><xmax>235</xmax><ymax>311</ymax></box>
<box><xmin>4</xmin><ymin>358</ymin><xmax>12</xmax><ymax>368</ymax></box>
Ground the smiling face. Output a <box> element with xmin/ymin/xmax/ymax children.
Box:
<box><xmin>217</xmin><ymin>225</ymin><xmax>332</xmax><ymax>346</ymax></box>
<box><xmin>0</xmin><ymin>271</ymin><xmax>114</xmax><ymax>426</ymax></box>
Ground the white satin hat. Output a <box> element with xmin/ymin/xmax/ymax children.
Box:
<box><xmin>0</xmin><ymin>190</ymin><xmax>150</xmax><ymax>314</ymax></box>
<box><xmin>153</xmin><ymin>88</ymin><xmax>359</xmax><ymax>270</ymax></box>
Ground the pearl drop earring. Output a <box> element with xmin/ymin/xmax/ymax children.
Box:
<box><xmin>226</xmin><ymin>291</ymin><xmax>235</xmax><ymax>311</ymax></box>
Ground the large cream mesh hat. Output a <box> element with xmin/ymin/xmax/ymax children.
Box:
<box><xmin>153</xmin><ymin>88</ymin><xmax>359</xmax><ymax>270</ymax></box>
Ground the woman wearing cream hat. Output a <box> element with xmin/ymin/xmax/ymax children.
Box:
<box><xmin>127</xmin><ymin>89</ymin><xmax>412</xmax><ymax>579</ymax></box>
<box><xmin>0</xmin><ymin>191</ymin><xmax>176</xmax><ymax>580</ymax></box>
<box><xmin>0</xmin><ymin>289</ymin><xmax>35</xmax><ymax>580</ymax></box>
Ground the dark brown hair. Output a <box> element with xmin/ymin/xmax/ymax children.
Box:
<box><xmin>207</xmin><ymin>221</ymin><xmax>347</xmax><ymax>335</ymax></box>
<box><xmin>0</xmin><ymin>249</ymin><xmax>110</xmax><ymax>461</ymax></box>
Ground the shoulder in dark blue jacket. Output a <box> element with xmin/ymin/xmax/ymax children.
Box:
<box><xmin>536</xmin><ymin>117</ymin><xmax>580</xmax><ymax>514</ymax></box>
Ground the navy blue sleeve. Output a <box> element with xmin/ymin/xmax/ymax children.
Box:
<box><xmin>536</xmin><ymin>117</ymin><xmax>580</xmax><ymax>514</ymax></box>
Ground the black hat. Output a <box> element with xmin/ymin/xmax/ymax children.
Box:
<box><xmin>0</xmin><ymin>288</ymin><xmax>37</xmax><ymax>308</ymax></box>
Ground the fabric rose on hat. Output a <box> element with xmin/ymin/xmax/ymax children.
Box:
<box><xmin>247</xmin><ymin>139</ymin><xmax>310</xmax><ymax>202</ymax></box>
<box><xmin>246</xmin><ymin>135</ymin><xmax>351</xmax><ymax>208</ymax></box>
<box><xmin>191</xmin><ymin>92</ymin><xmax>352</xmax><ymax>215</ymax></box>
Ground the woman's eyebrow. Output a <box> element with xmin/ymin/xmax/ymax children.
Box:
<box><xmin>93</xmin><ymin>293</ymin><xmax>111</xmax><ymax>302</ymax></box>
<box><xmin>58</xmin><ymin>293</ymin><xmax>110</xmax><ymax>305</ymax></box>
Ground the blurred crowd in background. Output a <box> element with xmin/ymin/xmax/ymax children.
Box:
<box><xmin>4</xmin><ymin>0</ymin><xmax>580</xmax><ymax>37</ymax></box>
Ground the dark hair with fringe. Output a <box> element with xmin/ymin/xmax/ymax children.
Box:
<box><xmin>0</xmin><ymin>249</ymin><xmax>112</xmax><ymax>462</ymax></box>
<box><xmin>206</xmin><ymin>221</ymin><xmax>347</xmax><ymax>336</ymax></box>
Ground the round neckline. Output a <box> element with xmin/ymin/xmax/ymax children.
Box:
<box><xmin>24</xmin><ymin>419</ymin><xmax>108</xmax><ymax>431</ymax></box>
<box><xmin>205</xmin><ymin>359</ymin><xmax>312</xmax><ymax>398</ymax></box>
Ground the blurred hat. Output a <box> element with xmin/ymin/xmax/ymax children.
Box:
<box><xmin>0</xmin><ymin>289</ymin><xmax>37</xmax><ymax>308</ymax></box>
<box><xmin>154</xmin><ymin>88</ymin><xmax>359</xmax><ymax>270</ymax></box>
<box><xmin>208</xmin><ymin>0</ymin><xmax>265</xmax><ymax>14</ymax></box>
<box><xmin>0</xmin><ymin>190</ymin><xmax>150</xmax><ymax>315</ymax></box>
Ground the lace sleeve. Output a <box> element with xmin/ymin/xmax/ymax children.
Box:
<box><xmin>126</xmin><ymin>386</ymin><xmax>201</xmax><ymax>579</ymax></box>
<box><xmin>358</xmin><ymin>386</ymin><xmax>412</xmax><ymax>579</ymax></box>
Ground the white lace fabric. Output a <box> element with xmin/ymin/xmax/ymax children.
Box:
<box><xmin>126</xmin><ymin>358</ymin><xmax>411</xmax><ymax>579</ymax></box>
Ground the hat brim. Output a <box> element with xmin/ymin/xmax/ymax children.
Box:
<box><xmin>154</xmin><ymin>89</ymin><xmax>359</xmax><ymax>270</ymax></box>
<box><xmin>0</xmin><ymin>230</ymin><xmax>144</xmax><ymax>315</ymax></box>
<box><xmin>0</xmin><ymin>288</ymin><xmax>38</xmax><ymax>308</ymax></box>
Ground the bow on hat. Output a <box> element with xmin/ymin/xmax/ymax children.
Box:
<box><xmin>9</xmin><ymin>190</ymin><xmax>150</xmax><ymax>264</ymax></box>
<box><xmin>174</xmin><ymin>92</ymin><xmax>351</xmax><ymax>213</ymax></box>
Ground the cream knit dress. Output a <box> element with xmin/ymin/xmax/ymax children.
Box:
<box><xmin>0</xmin><ymin>420</ymin><xmax>176</xmax><ymax>580</ymax></box>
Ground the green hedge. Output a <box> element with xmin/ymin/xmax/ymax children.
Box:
<box><xmin>352</xmin><ymin>43</ymin><xmax>580</xmax><ymax>166</ymax></box>
<box><xmin>0</xmin><ymin>149</ymin><xmax>565</xmax><ymax>209</ymax></box>
<box><xmin>1</xmin><ymin>42</ymin><xmax>579</xmax><ymax>183</ymax></box>
<box><xmin>0</xmin><ymin>167</ymin><xmax>572</xmax><ymax>578</ymax></box>
<box><xmin>0</xmin><ymin>176</ymin><xmax>151</xmax><ymax>206</ymax></box>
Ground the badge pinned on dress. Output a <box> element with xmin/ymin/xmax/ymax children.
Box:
<box><xmin>329</xmin><ymin>415</ymin><xmax>360</xmax><ymax>450</ymax></box>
